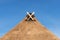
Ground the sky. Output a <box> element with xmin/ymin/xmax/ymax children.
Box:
<box><xmin>0</xmin><ymin>0</ymin><xmax>60</xmax><ymax>38</ymax></box>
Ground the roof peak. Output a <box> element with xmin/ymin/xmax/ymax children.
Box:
<box><xmin>25</xmin><ymin>12</ymin><xmax>36</xmax><ymax>21</ymax></box>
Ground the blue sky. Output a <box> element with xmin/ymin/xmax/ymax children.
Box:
<box><xmin>0</xmin><ymin>0</ymin><xmax>60</xmax><ymax>38</ymax></box>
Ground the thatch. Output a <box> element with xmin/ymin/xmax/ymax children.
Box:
<box><xmin>1</xmin><ymin>13</ymin><xmax>59</xmax><ymax>40</ymax></box>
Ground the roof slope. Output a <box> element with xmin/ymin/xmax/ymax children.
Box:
<box><xmin>1</xmin><ymin>13</ymin><xmax>59</xmax><ymax>40</ymax></box>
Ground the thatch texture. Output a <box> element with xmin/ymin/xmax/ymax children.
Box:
<box><xmin>1</xmin><ymin>13</ymin><xmax>59</xmax><ymax>40</ymax></box>
<box><xmin>1</xmin><ymin>18</ymin><xmax>59</xmax><ymax>40</ymax></box>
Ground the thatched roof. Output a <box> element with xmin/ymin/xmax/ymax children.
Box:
<box><xmin>1</xmin><ymin>12</ymin><xmax>59</xmax><ymax>40</ymax></box>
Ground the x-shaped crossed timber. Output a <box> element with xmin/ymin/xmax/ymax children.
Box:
<box><xmin>25</xmin><ymin>12</ymin><xmax>35</xmax><ymax>21</ymax></box>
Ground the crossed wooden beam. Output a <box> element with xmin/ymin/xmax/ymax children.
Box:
<box><xmin>25</xmin><ymin>12</ymin><xmax>35</xmax><ymax>21</ymax></box>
